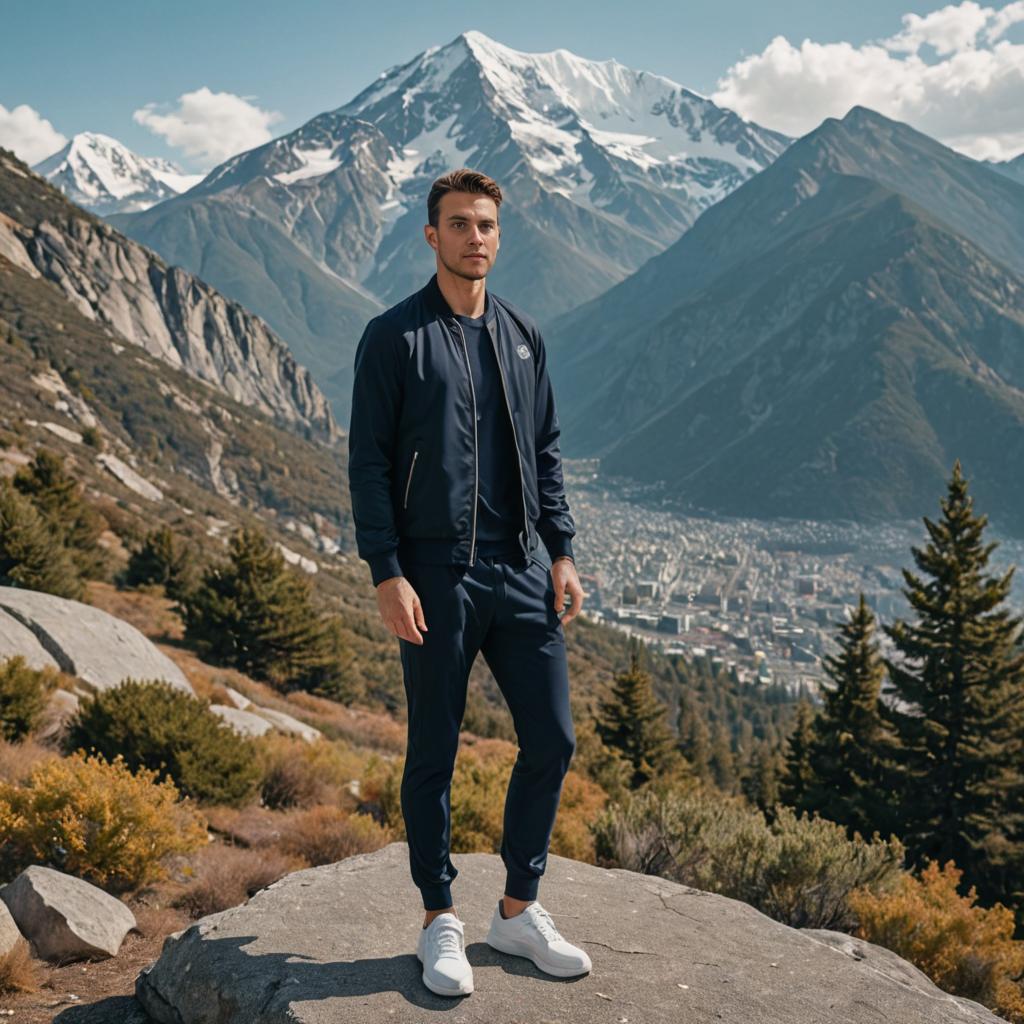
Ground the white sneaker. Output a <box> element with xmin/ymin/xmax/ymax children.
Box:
<box><xmin>486</xmin><ymin>900</ymin><xmax>592</xmax><ymax>977</ymax></box>
<box><xmin>416</xmin><ymin>912</ymin><xmax>474</xmax><ymax>997</ymax></box>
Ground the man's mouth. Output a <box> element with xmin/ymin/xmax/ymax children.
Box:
<box><xmin>465</xmin><ymin>254</ymin><xmax>486</xmax><ymax>260</ymax></box>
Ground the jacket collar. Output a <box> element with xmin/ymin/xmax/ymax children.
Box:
<box><xmin>424</xmin><ymin>272</ymin><xmax>495</xmax><ymax>327</ymax></box>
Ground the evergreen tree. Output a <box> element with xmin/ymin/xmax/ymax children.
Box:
<box><xmin>800</xmin><ymin>594</ymin><xmax>902</xmax><ymax>841</ymax></box>
<box><xmin>779</xmin><ymin>698</ymin><xmax>817</xmax><ymax>808</ymax></box>
<box><xmin>13</xmin><ymin>448</ymin><xmax>106</xmax><ymax>578</ymax></box>
<box><xmin>709</xmin><ymin>720</ymin><xmax>738</xmax><ymax>793</ymax></box>
<box><xmin>882</xmin><ymin>460</ymin><xmax>1024</xmax><ymax>914</ymax></box>
<box><xmin>596</xmin><ymin>638</ymin><xmax>681</xmax><ymax>789</ymax></box>
<box><xmin>677</xmin><ymin>696</ymin><xmax>713</xmax><ymax>782</ymax></box>
<box><xmin>0</xmin><ymin>480</ymin><xmax>83</xmax><ymax>599</ymax></box>
<box><xmin>124</xmin><ymin>525</ymin><xmax>198</xmax><ymax>600</ymax></box>
<box><xmin>179</xmin><ymin>526</ymin><xmax>333</xmax><ymax>690</ymax></box>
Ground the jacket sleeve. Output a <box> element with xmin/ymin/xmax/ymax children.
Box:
<box><xmin>348</xmin><ymin>315</ymin><xmax>404</xmax><ymax>586</ymax></box>
<box><xmin>532</xmin><ymin>326</ymin><xmax>576</xmax><ymax>563</ymax></box>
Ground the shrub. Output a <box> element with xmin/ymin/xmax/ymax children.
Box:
<box><xmin>592</xmin><ymin>783</ymin><xmax>905</xmax><ymax>930</ymax></box>
<box><xmin>0</xmin><ymin>479</ymin><xmax>83</xmax><ymax>599</ymax></box>
<box><xmin>0</xmin><ymin>656</ymin><xmax>60</xmax><ymax>741</ymax></box>
<box><xmin>276</xmin><ymin>805</ymin><xmax>392</xmax><ymax>866</ymax></box>
<box><xmin>850</xmin><ymin>859</ymin><xmax>1024</xmax><ymax>1021</ymax></box>
<box><xmin>257</xmin><ymin>734</ymin><xmax>362</xmax><ymax>811</ymax></box>
<box><xmin>63</xmin><ymin>678</ymin><xmax>262</xmax><ymax>806</ymax></box>
<box><xmin>0</xmin><ymin>750</ymin><xmax>207</xmax><ymax>891</ymax></box>
<box><xmin>123</xmin><ymin>525</ymin><xmax>198</xmax><ymax>600</ymax></box>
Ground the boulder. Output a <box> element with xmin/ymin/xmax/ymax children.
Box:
<box><xmin>0</xmin><ymin>609</ymin><xmax>61</xmax><ymax>672</ymax></box>
<box><xmin>134</xmin><ymin>842</ymin><xmax>1005</xmax><ymax>1024</ymax></box>
<box><xmin>0</xmin><ymin>587</ymin><xmax>192</xmax><ymax>693</ymax></box>
<box><xmin>0</xmin><ymin>865</ymin><xmax>137</xmax><ymax>962</ymax></box>
<box><xmin>251</xmin><ymin>706</ymin><xmax>321</xmax><ymax>743</ymax></box>
<box><xmin>0</xmin><ymin>897</ymin><xmax>23</xmax><ymax>956</ymax></box>
<box><xmin>223</xmin><ymin>685</ymin><xmax>251</xmax><ymax>709</ymax></box>
<box><xmin>209</xmin><ymin>704</ymin><xmax>273</xmax><ymax>738</ymax></box>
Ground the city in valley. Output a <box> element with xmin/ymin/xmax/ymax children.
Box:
<box><xmin>564</xmin><ymin>458</ymin><xmax>1024</xmax><ymax>697</ymax></box>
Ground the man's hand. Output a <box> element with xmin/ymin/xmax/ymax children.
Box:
<box><xmin>376</xmin><ymin>576</ymin><xmax>428</xmax><ymax>644</ymax></box>
<box><xmin>551</xmin><ymin>556</ymin><xmax>585</xmax><ymax>626</ymax></box>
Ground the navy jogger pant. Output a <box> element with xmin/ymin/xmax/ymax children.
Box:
<box><xmin>397</xmin><ymin>550</ymin><xmax>576</xmax><ymax>911</ymax></box>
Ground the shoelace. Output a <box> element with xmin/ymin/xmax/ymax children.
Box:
<box><xmin>432</xmin><ymin>922</ymin><xmax>465</xmax><ymax>959</ymax></box>
<box><xmin>526</xmin><ymin>903</ymin><xmax>563</xmax><ymax>943</ymax></box>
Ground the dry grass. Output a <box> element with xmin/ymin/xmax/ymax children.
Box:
<box><xmin>0</xmin><ymin>736</ymin><xmax>58</xmax><ymax>784</ymax></box>
<box><xmin>0</xmin><ymin>939</ymin><xmax>41</xmax><ymax>995</ymax></box>
<box><xmin>256</xmin><ymin>734</ymin><xmax>364</xmax><ymax>810</ymax></box>
<box><xmin>85</xmin><ymin>580</ymin><xmax>183</xmax><ymax>643</ymax></box>
<box><xmin>167</xmin><ymin>842</ymin><xmax>305</xmax><ymax>920</ymax></box>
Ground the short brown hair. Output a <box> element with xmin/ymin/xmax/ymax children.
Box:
<box><xmin>427</xmin><ymin>168</ymin><xmax>503</xmax><ymax>228</ymax></box>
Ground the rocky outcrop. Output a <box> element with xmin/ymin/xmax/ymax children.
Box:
<box><xmin>134</xmin><ymin>842</ymin><xmax>1005</xmax><ymax>1024</ymax></box>
<box><xmin>0</xmin><ymin>150</ymin><xmax>337</xmax><ymax>443</ymax></box>
<box><xmin>0</xmin><ymin>587</ymin><xmax>192</xmax><ymax>693</ymax></box>
<box><xmin>0</xmin><ymin>865</ymin><xmax>137</xmax><ymax>962</ymax></box>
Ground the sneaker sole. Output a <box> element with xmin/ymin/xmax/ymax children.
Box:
<box><xmin>416</xmin><ymin>951</ymin><xmax>474</xmax><ymax>997</ymax></box>
<box><xmin>486</xmin><ymin>931</ymin><xmax>591</xmax><ymax>978</ymax></box>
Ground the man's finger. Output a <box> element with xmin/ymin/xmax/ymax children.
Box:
<box><xmin>413</xmin><ymin>594</ymin><xmax>428</xmax><ymax>633</ymax></box>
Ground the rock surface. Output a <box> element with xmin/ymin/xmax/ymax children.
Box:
<box><xmin>0</xmin><ymin>898</ymin><xmax>23</xmax><ymax>956</ymax></box>
<box><xmin>0</xmin><ymin>587</ymin><xmax>192</xmax><ymax>693</ymax></box>
<box><xmin>134</xmin><ymin>842</ymin><xmax>1006</xmax><ymax>1024</ymax></box>
<box><xmin>209</xmin><ymin>704</ymin><xmax>273</xmax><ymax>738</ymax></box>
<box><xmin>0</xmin><ymin>865</ymin><xmax>137</xmax><ymax>962</ymax></box>
<box><xmin>0</xmin><ymin>609</ymin><xmax>61</xmax><ymax>672</ymax></box>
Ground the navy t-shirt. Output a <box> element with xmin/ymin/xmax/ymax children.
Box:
<box><xmin>454</xmin><ymin>304</ymin><xmax>523</xmax><ymax>553</ymax></box>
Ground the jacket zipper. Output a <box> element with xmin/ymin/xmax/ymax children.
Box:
<box><xmin>452</xmin><ymin>319</ymin><xmax>479</xmax><ymax>566</ymax></box>
<box><xmin>403</xmin><ymin>450</ymin><xmax>419</xmax><ymax>509</ymax></box>
<box><xmin>488</xmin><ymin>323</ymin><xmax>530</xmax><ymax>558</ymax></box>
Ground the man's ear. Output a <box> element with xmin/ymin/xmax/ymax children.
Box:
<box><xmin>424</xmin><ymin>224</ymin><xmax>437</xmax><ymax>252</ymax></box>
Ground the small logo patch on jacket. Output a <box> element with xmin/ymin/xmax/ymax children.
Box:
<box><xmin>516</xmin><ymin>344</ymin><xmax>531</xmax><ymax>360</ymax></box>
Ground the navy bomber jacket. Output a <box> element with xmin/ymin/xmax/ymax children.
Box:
<box><xmin>348</xmin><ymin>272</ymin><xmax>576</xmax><ymax>586</ymax></box>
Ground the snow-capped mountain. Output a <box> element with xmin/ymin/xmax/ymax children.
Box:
<box><xmin>34</xmin><ymin>132</ymin><xmax>203</xmax><ymax>215</ymax></box>
<box><xmin>111</xmin><ymin>30</ymin><xmax>792</xmax><ymax>421</ymax></box>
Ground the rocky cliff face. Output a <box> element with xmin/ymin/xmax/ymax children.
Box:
<box><xmin>0</xmin><ymin>149</ymin><xmax>337</xmax><ymax>444</ymax></box>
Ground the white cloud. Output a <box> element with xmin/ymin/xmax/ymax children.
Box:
<box><xmin>133</xmin><ymin>86</ymin><xmax>284</xmax><ymax>170</ymax></box>
<box><xmin>711</xmin><ymin>2</ymin><xmax>1024</xmax><ymax>160</ymax></box>
<box><xmin>0</xmin><ymin>103</ymin><xmax>67</xmax><ymax>165</ymax></box>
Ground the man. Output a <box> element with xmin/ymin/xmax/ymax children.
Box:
<box><xmin>348</xmin><ymin>167</ymin><xmax>591</xmax><ymax>997</ymax></box>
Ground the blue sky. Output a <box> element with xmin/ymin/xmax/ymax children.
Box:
<box><xmin>2</xmin><ymin>0</ymin><xmax>1023</xmax><ymax>168</ymax></box>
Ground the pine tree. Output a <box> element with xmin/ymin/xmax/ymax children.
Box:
<box><xmin>799</xmin><ymin>594</ymin><xmax>902</xmax><ymax>841</ymax></box>
<box><xmin>0</xmin><ymin>480</ymin><xmax>83</xmax><ymax>599</ymax></box>
<box><xmin>882</xmin><ymin>460</ymin><xmax>1024</xmax><ymax>913</ymax></box>
<box><xmin>596</xmin><ymin>638</ymin><xmax>681</xmax><ymax>789</ymax></box>
<box><xmin>779</xmin><ymin>698</ymin><xmax>817</xmax><ymax>808</ymax></box>
<box><xmin>125</xmin><ymin>525</ymin><xmax>198</xmax><ymax>600</ymax></box>
<box><xmin>13</xmin><ymin>448</ymin><xmax>106</xmax><ymax>578</ymax></box>
<box><xmin>179</xmin><ymin>526</ymin><xmax>333</xmax><ymax>691</ymax></box>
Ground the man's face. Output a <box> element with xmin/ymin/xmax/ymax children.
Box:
<box><xmin>424</xmin><ymin>192</ymin><xmax>500</xmax><ymax>280</ymax></box>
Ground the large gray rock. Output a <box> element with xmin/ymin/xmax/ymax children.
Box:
<box><xmin>34</xmin><ymin>687</ymin><xmax>81</xmax><ymax>743</ymax></box>
<box><xmin>1</xmin><ymin>865</ymin><xmax>137</xmax><ymax>962</ymax></box>
<box><xmin>251</xmin><ymin>705</ymin><xmax>321</xmax><ymax>743</ymax></box>
<box><xmin>0</xmin><ymin>609</ymin><xmax>61</xmax><ymax>672</ymax></box>
<box><xmin>134</xmin><ymin>842</ymin><xmax>1006</xmax><ymax>1024</ymax></box>
<box><xmin>0</xmin><ymin>897</ymin><xmax>24</xmax><ymax>956</ymax></box>
<box><xmin>0</xmin><ymin>587</ymin><xmax>193</xmax><ymax>693</ymax></box>
<box><xmin>209</xmin><ymin>704</ymin><xmax>273</xmax><ymax>738</ymax></box>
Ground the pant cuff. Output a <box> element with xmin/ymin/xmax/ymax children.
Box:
<box><xmin>504</xmin><ymin>874</ymin><xmax>540</xmax><ymax>902</ymax></box>
<box><xmin>420</xmin><ymin>883</ymin><xmax>454</xmax><ymax>911</ymax></box>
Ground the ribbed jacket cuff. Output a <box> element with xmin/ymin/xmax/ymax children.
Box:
<box><xmin>367</xmin><ymin>550</ymin><xmax>403</xmax><ymax>587</ymax></box>
<box><xmin>542</xmin><ymin>531</ymin><xmax>575</xmax><ymax>563</ymax></box>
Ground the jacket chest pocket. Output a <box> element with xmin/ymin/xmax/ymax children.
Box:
<box><xmin>402</xmin><ymin>449</ymin><xmax>420</xmax><ymax>509</ymax></box>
